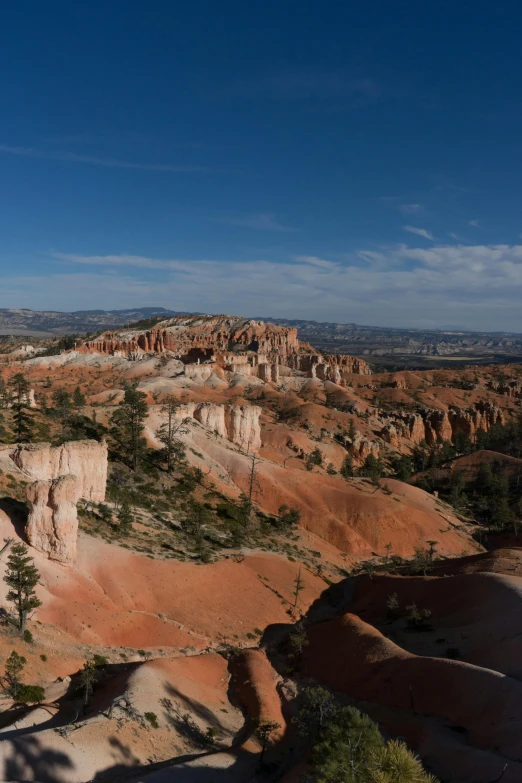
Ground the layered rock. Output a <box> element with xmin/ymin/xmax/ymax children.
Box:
<box><xmin>224</xmin><ymin>405</ymin><xmax>262</xmax><ymax>453</ymax></box>
<box><xmin>378</xmin><ymin>401</ymin><xmax>504</xmax><ymax>448</ymax></box>
<box><xmin>26</xmin><ymin>475</ymin><xmax>79</xmax><ymax>565</ymax></box>
<box><xmin>173</xmin><ymin>402</ymin><xmax>262</xmax><ymax>453</ymax></box>
<box><xmin>448</xmin><ymin>401</ymin><xmax>503</xmax><ymax>439</ymax></box>
<box><xmin>11</xmin><ymin>440</ymin><xmax>108</xmax><ymax>501</ymax></box>
<box><xmin>79</xmin><ymin>314</ymin><xmax>371</xmax><ymax>379</ymax></box>
<box><xmin>487</xmin><ymin>378</ymin><xmax>522</xmax><ymax>398</ymax></box>
<box><xmin>81</xmin><ymin>315</ymin><xmax>300</xmax><ymax>362</ymax></box>
<box><xmin>287</xmin><ymin>353</ymin><xmax>371</xmax><ymax>379</ymax></box>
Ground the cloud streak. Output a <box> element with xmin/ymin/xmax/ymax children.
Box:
<box><xmin>0</xmin><ymin>144</ymin><xmax>213</xmax><ymax>172</ymax></box>
<box><xmin>403</xmin><ymin>225</ymin><xmax>434</xmax><ymax>240</ymax></box>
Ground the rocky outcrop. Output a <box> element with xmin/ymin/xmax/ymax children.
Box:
<box><xmin>81</xmin><ymin>315</ymin><xmax>300</xmax><ymax>362</ymax></box>
<box><xmin>11</xmin><ymin>440</ymin><xmax>108</xmax><ymax>501</ymax></box>
<box><xmin>225</xmin><ymin>405</ymin><xmax>262</xmax><ymax>453</ymax></box>
<box><xmin>193</xmin><ymin>403</ymin><xmax>228</xmax><ymax>439</ymax></box>
<box><xmin>448</xmin><ymin>401</ymin><xmax>504</xmax><ymax>439</ymax></box>
<box><xmin>5</xmin><ymin>388</ymin><xmax>36</xmax><ymax>408</ymax></box>
<box><xmin>337</xmin><ymin>429</ymin><xmax>380</xmax><ymax>461</ymax></box>
<box><xmin>26</xmin><ymin>475</ymin><xmax>79</xmax><ymax>565</ymax></box>
<box><xmin>288</xmin><ymin>353</ymin><xmax>371</xmax><ymax>379</ymax></box>
<box><xmin>258</xmin><ymin>362</ymin><xmax>279</xmax><ymax>383</ymax></box>
<box><xmin>173</xmin><ymin>402</ymin><xmax>262</xmax><ymax>453</ymax></box>
<box><xmin>79</xmin><ymin>315</ymin><xmax>371</xmax><ymax>380</ymax></box>
<box><xmin>487</xmin><ymin>378</ymin><xmax>522</xmax><ymax>398</ymax></box>
<box><xmin>378</xmin><ymin>401</ymin><xmax>504</xmax><ymax>448</ymax></box>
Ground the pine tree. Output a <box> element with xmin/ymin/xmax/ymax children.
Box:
<box><xmin>4</xmin><ymin>650</ymin><xmax>26</xmax><ymax>700</ymax></box>
<box><xmin>254</xmin><ymin>720</ymin><xmax>281</xmax><ymax>768</ymax></box>
<box><xmin>111</xmin><ymin>385</ymin><xmax>148</xmax><ymax>470</ymax></box>
<box><xmin>9</xmin><ymin>373</ymin><xmax>33</xmax><ymax>442</ymax></box>
<box><xmin>117</xmin><ymin>501</ymin><xmax>133</xmax><ymax>536</ymax></box>
<box><xmin>52</xmin><ymin>388</ymin><xmax>72</xmax><ymax>441</ymax></box>
<box><xmin>340</xmin><ymin>455</ymin><xmax>354</xmax><ymax>479</ymax></box>
<box><xmin>156</xmin><ymin>396</ymin><xmax>189</xmax><ymax>472</ymax></box>
<box><xmin>80</xmin><ymin>660</ymin><xmax>97</xmax><ymax>707</ymax></box>
<box><xmin>72</xmin><ymin>385</ymin><xmax>86</xmax><ymax>409</ymax></box>
<box><xmin>4</xmin><ymin>543</ymin><xmax>42</xmax><ymax>634</ymax></box>
<box><xmin>0</xmin><ymin>374</ymin><xmax>9</xmax><ymax>409</ymax></box>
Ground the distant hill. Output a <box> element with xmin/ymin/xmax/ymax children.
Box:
<box><xmin>0</xmin><ymin>307</ymin><xmax>190</xmax><ymax>336</ymax></box>
<box><xmin>1</xmin><ymin>308</ymin><xmax>522</xmax><ymax>368</ymax></box>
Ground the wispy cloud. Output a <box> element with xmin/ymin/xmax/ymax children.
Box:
<box><xmin>403</xmin><ymin>225</ymin><xmax>434</xmax><ymax>240</ymax></box>
<box><xmin>398</xmin><ymin>203</ymin><xmax>423</xmax><ymax>215</ymax></box>
<box><xmin>218</xmin><ymin>213</ymin><xmax>298</xmax><ymax>232</ymax></box>
<box><xmin>22</xmin><ymin>242</ymin><xmax>522</xmax><ymax>330</ymax></box>
<box><xmin>0</xmin><ymin>144</ymin><xmax>213</xmax><ymax>173</ymax></box>
<box><xmin>469</xmin><ymin>219</ymin><xmax>480</xmax><ymax>227</ymax></box>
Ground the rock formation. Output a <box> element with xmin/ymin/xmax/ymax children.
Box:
<box><xmin>224</xmin><ymin>405</ymin><xmax>262</xmax><ymax>453</ymax></box>
<box><xmin>11</xmin><ymin>440</ymin><xmax>108</xmax><ymax>501</ymax></box>
<box><xmin>79</xmin><ymin>314</ymin><xmax>371</xmax><ymax>380</ymax></box>
<box><xmin>81</xmin><ymin>315</ymin><xmax>300</xmax><ymax>362</ymax></box>
<box><xmin>3</xmin><ymin>440</ymin><xmax>109</xmax><ymax>566</ymax></box>
<box><xmin>287</xmin><ymin>353</ymin><xmax>371</xmax><ymax>378</ymax></box>
<box><xmin>26</xmin><ymin>475</ymin><xmax>80</xmax><ymax>565</ymax></box>
<box><xmin>487</xmin><ymin>378</ymin><xmax>522</xmax><ymax>397</ymax></box>
<box><xmin>175</xmin><ymin>402</ymin><xmax>262</xmax><ymax>453</ymax></box>
<box><xmin>378</xmin><ymin>401</ymin><xmax>504</xmax><ymax>448</ymax></box>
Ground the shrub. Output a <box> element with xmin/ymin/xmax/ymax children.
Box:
<box><xmin>144</xmin><ymin>711</ymin><xmax>159</xmax><ymax>729</ymax></box>
<box><xmin>23</xmin><ymin>630</ymin><xmax>33</xmax><ymax>644</ymax></box>
<box><xmin>17</xmin><ymin>684</ymin><xmax>45</xmax><ymax>704</ymax></box>
<box><xmin>40</xmin><ymin>654</ymin><xmax>47</xmax><ymax>662</ymax></box>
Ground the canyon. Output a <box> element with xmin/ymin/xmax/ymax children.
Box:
<box><xmin>0</xmin><ymin>313</ymin><xmax>520</xmax><ymax>782</ymax></box>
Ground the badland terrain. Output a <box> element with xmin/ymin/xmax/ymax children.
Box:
<box><xmin>0</xmin><ymin>313</ymin><xmax>520</xmax><ymax>781</ymax></box>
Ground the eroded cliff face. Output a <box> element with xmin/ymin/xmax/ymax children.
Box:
<box><xmin>176</xmin><ymin>402</ymin><xmax>262</xmax><ymax>453</ymax></box>
<box><xmin>81</xmin><ymin>315</ymin><xmax>300</xmax><ymax>362</ymax></box>
<box><xmin>378</xmin><ymin>401</ymin><xmax>504</xmax><ymax>447</ymax></box>
<box><xmin>26</xmin><ymin>475</ymin><xmax>79</xmax><ymax>565</ymax></box>
<box><xmin>79</xmin><ymin>314</ymin><xmax>371</xmax><ymax>379</ymax></box>
<box><xmin>11</xmin><ymin>440</ymin><xmax>108</xmax><ymax>501</ymax></box>
<box><xmin>287</xmin><ymin>353</ymin><xmax>371</xmax><ymax>379</ymax></box>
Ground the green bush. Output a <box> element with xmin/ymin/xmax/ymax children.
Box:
<box><xmin>144</xmin><ymin>711</ymin><xmax>159</xmax><ymax>728</ymax></box>
<box><xmin>17</xmin><ymin>684</ymin><xmax>45</xmax><ymax>704</ymax></box>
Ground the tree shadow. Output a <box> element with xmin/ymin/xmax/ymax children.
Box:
<box><xmin>3</xmin><ymin>735</ymin><xmax>74</xmax><ymax>783</ymax></box>
<box><xmin>0</xmin><ymin>495</ymin><xmax>28</xmax><ymax>540</ymax></box>
<box><xmin>93</xmin><ymin>743</ymin><xmax>256</xmax><ymax>783</ymax></box>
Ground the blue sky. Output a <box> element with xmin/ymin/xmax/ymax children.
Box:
<box><xmin>2</xmin><ymin>1</ymin><xmax>522</xmax><ymax>330</ymax></box>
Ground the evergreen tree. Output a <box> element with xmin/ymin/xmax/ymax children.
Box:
<box><xmin>340</xmin><ymin>455</ymin><xmax>354</xmax><ymax>479</ymax></box>
<box><xmin>4</xmin><ymin>543</ymin><xmax>42</xmax><ymax>634</ymax></box>
<box><xmin>80</xmin><ymin>660</ymin><xmax>97</xmax><ymax>707</ymax></box>
<box><xmin>111</xmin><ymin>385</ymin><xmax>148</xmax><ymax>470</ymax></box>
<box><xmin>72</xmin><ymin>385</ymin><xmax>86</xmax><ymax>409</ymax></box>
<box><xmin>9</xmin><ymin>373</ymin><xmax>33</xmax><ymax>442</ymax></box>
<box><xmin>156</xmin><ymin>396</ymin><xmax>189</xmax><ymax>472</ymax></box>
<box><xmin>361</xmin><ymin>453</ymin><xmax>384</xmax><ymax>482</ymax></box>
<box><xmin>310</xmin><ymin>706</ymin><xmax>437</xmax><ymax>782</ymax></box>
<box><xmin>254</xmin><ymin>720</ymin><xmax>281</xmax><ymax>768</ymax></box>
<box><xmin>0</xmin><ymin>374</ymin><xmax>9</xmax><ymax>409</ymax></box>
<box><xmin>117</xmin><ymin>500</ymin><xmax>133</xmax><ymax>536</ymax></box>
<box><xmin>51</xmin><ymin>388</ymin><xmax>72</xmax><ymax>441</ymax></box>
<box><xmin>4</xmin><ymin>650</ymin><xmax>26</xmax><ymax>700</ymax></box>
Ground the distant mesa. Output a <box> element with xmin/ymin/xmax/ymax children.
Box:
<box><xmin>78</xmin><ymin>314</ymin><xmax>372</xmax><ymax>382</ymax></box>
